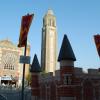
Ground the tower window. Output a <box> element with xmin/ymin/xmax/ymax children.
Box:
<box><xmin>52</xmin><ymin>21</ymin><xmax>55</xmax><ymax>27</ymax></box>
<box><xmin>48</xmin><ymin>19</ymin><xmax>55</xmax><ymax>27</ymax></box>
<box><xmin>63</xmin><ymin>74</ymin><xmax>72</xmax><ymax>85</ymax></box>
<box><xmin>48</xmin><ymin>19</ymin><xmax>51</xmax><ymax>26</ymax></box>
<box><xmin>48</xmin><ymin>19</ymin><xmax>52</xmax><ymax>26</ymax></box>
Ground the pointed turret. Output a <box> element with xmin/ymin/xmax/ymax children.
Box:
<box><xmin>58</xmin><ymin>34</ymin><xmax>76</xmax><ymax>61</ymax></box>
<box><xmin>58</xmin><ymin>34</ymin><xmax>76</xmax><ymax>85</ymax></box>
<box><xmin>30</xmin><ymin>54</ymin><xmax>41</xmax><ymax>73</ymax></box>
<box><xmin>30</xmin><ymin>54</ymin><xmax>41</xmax><ymax>100</ymax></box>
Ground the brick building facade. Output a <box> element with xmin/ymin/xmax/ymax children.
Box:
<box><xmin>30</xmin><ymin>34</ymin><xmax>100</xmax><ymax>100</ymax></box>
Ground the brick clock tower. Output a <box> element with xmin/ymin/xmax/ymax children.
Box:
<box><xmin>41</xmin><ymin>9</ymin><xmax>57</xmax><ymax>75</ymax></box>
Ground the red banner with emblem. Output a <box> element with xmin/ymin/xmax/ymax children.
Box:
<box><xmin>94</xmin><ymin>34</ymin><xmax>100</xmax><ymax>57</ymax></box>
<box><xmin>18</xmin><ymin>14</ymin><xmax>34</xmax><ymax>47</ymax></box>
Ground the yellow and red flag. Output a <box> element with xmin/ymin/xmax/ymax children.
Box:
<box><xmin>18</xmin><ymin>14</ymin><xmax>34</xmax><ymax>47</ymax></box>
<box><xmin>94</xmin><ymin>34</ymin><xmax>100</xmax><ymax>57</ymax></box>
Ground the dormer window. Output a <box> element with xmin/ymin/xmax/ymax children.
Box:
<box><xmin>63</xmin><ymin>74</ymin><xmax>72</xmax><ymax>85</ymax></box>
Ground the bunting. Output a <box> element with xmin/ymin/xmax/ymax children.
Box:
<box><xmin>18</xmin><ymin>14</ymin><xmax>34</xmax><ymax>47</ymax></box>
<box><xmin>94</xmin><ymin>34</ymin><xmax>100</xmax><ymax>57</ymax></box>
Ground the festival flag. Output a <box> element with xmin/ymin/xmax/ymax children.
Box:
<box><xmin>94</xmin><ymin>34</ymin><xmax>100</xmax><ymax>57</ymax></box>
<box><xmin>18</xmin><ymin>14</ymin><xmax>34</xmax><ymax>47</ymax></box>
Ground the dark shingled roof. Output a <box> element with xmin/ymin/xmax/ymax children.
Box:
<box><xmin>58</xmin><ymin>34</ymin><xmax>76</xmax><ymax>61</ymax></box>
<box><xmin>30</xmin><ymin>54</ymin><xmax>41</xmax><ymax>73</ymax></box>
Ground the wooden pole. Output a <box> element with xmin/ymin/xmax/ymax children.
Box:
<box><xmin>21</xmin><ymin>38</ymin><xmax>27</xmax><ymax>100</ymax></box>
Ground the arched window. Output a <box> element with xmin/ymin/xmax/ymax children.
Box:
<box><xmin>52</xmin><ymin>20</ymin><xmax>55</xmax><ymax>27</ymax></box>
<box><xmin>2</xmin><ymin>53</ymin><xmax>17</xmax><ymax>70</ymax></box>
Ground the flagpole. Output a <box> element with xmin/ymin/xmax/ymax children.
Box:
<box><xmin>21</xmin><ymin>38</ymin><xmax>27</xmax><ymax>100</ymax></box>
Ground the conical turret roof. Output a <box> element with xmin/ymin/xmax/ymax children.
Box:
<box><xmin>58</xmin><ymin>34</ymin><xmax>76</xmax><ymax>61</ymax></box>
<box><xmin>30</xmin><ymin>54</ymin><xmax>41</xmax><ymax>73</ymax></box>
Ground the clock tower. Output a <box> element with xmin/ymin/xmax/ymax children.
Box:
<box><xmin>41</xmin><ymin>9</ymin><xmax>57</xmax><ymax>75</ymax></box>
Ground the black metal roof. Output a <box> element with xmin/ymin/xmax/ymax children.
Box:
<box><xmin>58</xmin><ymin>34</ymin><xmax>76</xmax><ymax>61</ymax></box>
<box><xmin>30</xmin><ymin>54</ymin><xmax>41</xmax><ymax>73</ymax></box>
